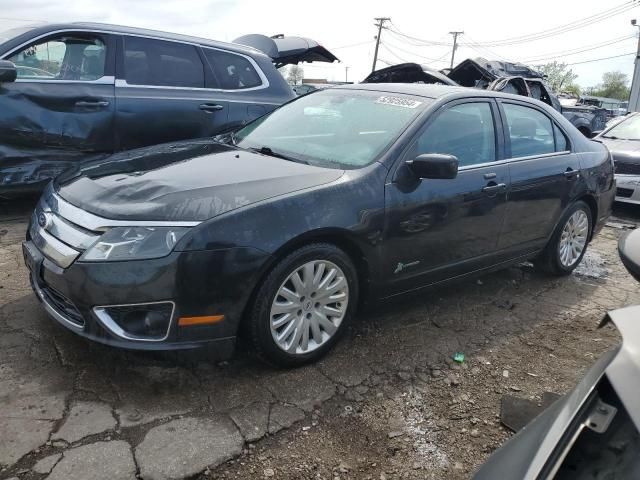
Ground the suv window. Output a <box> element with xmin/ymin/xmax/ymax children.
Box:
<box><xmin>414</xmin><ymin>102</ymin><xmax>496</xmax><ymax>167</ymax></box>
<box><xmin>123</xmin><ymin>36</ymin><xmax>204</xmax><ymax>88</ymax></box>
<box><xmin>203</xmin><ymin>48</ymin><xmax>262</xmax><ymax>89</ymax></box>
<box><xmin>8</xmin><ymin>34</ymin><xmax>106</xmax><ymax>81</ymax></box>
<box><xmin>503</xmin><ymin>103</ymin><xmax>554</xmax><ymax>157</ymax></box>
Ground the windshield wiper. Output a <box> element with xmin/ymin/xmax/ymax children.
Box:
<box><xmin>248</xmin><ymin>146</ymin><xmax>309</xmax><ymax>165</ymax></box>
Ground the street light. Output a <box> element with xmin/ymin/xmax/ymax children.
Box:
<box><xmin>628</xmin><ymin>19</ymin><xmax>640</xmax><ymax>111</ymax></box>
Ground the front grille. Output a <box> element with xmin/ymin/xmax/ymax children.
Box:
<box><xmin>39</xmin><ymin>282</ymin><xmax>84</xmax><ymax>327</ymax></box>
<box><xmin>615</xmin><ymin>161</ymin><xmax>640</xmax><ymax>175</ymax></box>
<box><xmin>617</xmin><ymin>187</ymin><xmax>635</xmax><ymax>198</ymax></box>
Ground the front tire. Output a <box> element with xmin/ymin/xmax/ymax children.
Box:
<box><xmin>536</xmin><ymin>201</ymin><xmax>592</xmax><ymax>276</ymax></box>
<box><xmin>247</xmin><ymin>243</ymin><xmax>358</xmax><ymax>367</ymax></box>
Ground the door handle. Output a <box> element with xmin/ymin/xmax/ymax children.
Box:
<box><xmin>564</xmin><ymin>168</ymin><xmax>579</xmax><ymax>180</ymax></box>
<box><xmin>75</xmin><ymin>100</ymin><xmax>110</xmax><ymax>108</ymax></box>
<box><xmin>199</xmin><ymin>103</ymin><xmax>224</xmax><ymax>112</ymax></box>
<box><xmin>482</xmin><ymin>183</ymin><xmax>507</xmax><ymax>194</ymax></box>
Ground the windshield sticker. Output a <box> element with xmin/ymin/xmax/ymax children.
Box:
<box><xmin>375</xmin><ymin>96</ymin><xmax>422</xmax><ymax>108</ymax></box>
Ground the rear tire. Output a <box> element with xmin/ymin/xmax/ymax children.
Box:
<box><xmin>247</xmin><ymin>243</ymin><xmax>358</xmax><ymax>367</ymax></box>
<box><xmin>536</xmin><ymin>201</ymin><xmax>592</xmax><ymax>276</ymax></box>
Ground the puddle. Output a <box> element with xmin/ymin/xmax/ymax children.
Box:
<box><xmin>574</xmin><ymin>250</ymin><xmax>608</xmax><ymax>279</ymax></box>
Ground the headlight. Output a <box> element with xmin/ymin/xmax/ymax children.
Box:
<box><xmin>80</xmin><ymin>226</ymin><xmax>189</xmax><ymax>262</ymax></box>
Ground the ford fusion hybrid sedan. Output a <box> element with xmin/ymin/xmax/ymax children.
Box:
<box><xmin>23</xmin><ymin>84</ymin><xmax>615</xmax><ymax>366</ymax></box>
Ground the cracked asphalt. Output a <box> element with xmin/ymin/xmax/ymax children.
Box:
<box><xmin>1</xmin><ymin>198</ymin><xmax>639</xmax><ymax>480</ymax></box>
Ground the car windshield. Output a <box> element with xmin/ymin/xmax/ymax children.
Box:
<box><xmin>604</xmin><ymin>114</ymin><xmax>640</xmax><ymax>140</ymax></box>
<box><xmin>235</xmin><ymin>89</ymin><xmax>429</xmax><ymax>169</ymax></box>
<box><xmin>0</xmin><ymin>26</ymin><xmax>35</xmax><ymax>46</ymax></box>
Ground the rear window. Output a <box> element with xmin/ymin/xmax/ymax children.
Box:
<box><xmin>203</xmin><ymin>48</ymin><xmax>262</xmax><ymax>89</ymax></box>
<box><xmin>123</xmin><ymin>36</ymin><xmax>204</xmax><ymax>88</ymax></box>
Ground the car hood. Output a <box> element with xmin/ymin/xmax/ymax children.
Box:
<box><xmin>599</xmin><ymin>137</ymin><xmax>640</xmax><ymax>163</ymax></box>
<box><xmin>54</xmin><ymin>139</ymin><xmax>344</xmax><ymax>222</ymax></box>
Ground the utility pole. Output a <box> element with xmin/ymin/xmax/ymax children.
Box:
<box><xmin>345</xmin><ymin>66</ymin><xmax>349</xmax><ymax>83</ymax></box>
<box><xmin>372</xmin><ymin>17</ymin><xmax>390</xmax><ymax>72</ymax></box>
<box><xmin>629</xmin><ymin>19</ymin><xmax>640</xmax><ymax>112</ymax></box>
<box><xmin>449</xmin><ymin>31</ymin><xmax>464</xmax><ymax>69</ymax></box>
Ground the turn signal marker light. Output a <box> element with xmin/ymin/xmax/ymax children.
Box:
<box><xmin>178</xmin><ymin>315</ymin><xmax>224</xmax><ymax>326</ymax></box>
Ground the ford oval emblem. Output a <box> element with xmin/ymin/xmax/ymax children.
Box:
<box><xmin>37</xmin><ymin>212</ymin><xmax>49</xmax><ymax>229</ymax></box>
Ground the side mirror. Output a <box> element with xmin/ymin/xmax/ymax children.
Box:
<box><xmin>0</xmin><ymin>60</ymin><xmax>17</xmax><ymax>83</ymax></box>
<box><xmin>406</xmin><ymin>153</ymin><xmax>458</xmax><ymax>179</ymax></box>
<box><xmin>590</xmin><ymin>130</ymin><xmax>603</xmax><ymax>139</ymax></box>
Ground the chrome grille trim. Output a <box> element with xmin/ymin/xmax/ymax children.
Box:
<box><xmin>47</xmin><ymin>192</ymin><xmax>200</xmax><ymax>231</ymax></box>
<box><xmin>30</xmin><ymin>222</ymin><xmax>80</xmax><ymax>268</ymax></box>
<box><xmin>45</xmin><ymin>211</ymin><xmax>99</xmax><ymax>250</ymax></box>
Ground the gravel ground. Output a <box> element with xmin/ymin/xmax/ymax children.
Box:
<box><xmin>0</xmin><ymin>198</ymin><xmax>639</xmax><ymax>480</ymax></box>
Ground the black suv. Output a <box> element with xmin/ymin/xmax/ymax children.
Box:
<box><xmin>0</xmin><ymin>23</ymin><xmax>336</xmax><ymax>195</ymax></box>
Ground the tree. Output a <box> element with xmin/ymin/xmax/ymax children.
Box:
<box><xmin>286</xmin><ymin>65</ymin><xmax>305</xmax><ymax>85</ymax></box>
<box><xmin>534</xmin><ymin>61</ymin><xmax>579</xmax><ymax>94</ymax></box>
<box><xmin>589</xmin><ymin>71</ymin><xmax>630</xmax><ymax>100</ymax></box>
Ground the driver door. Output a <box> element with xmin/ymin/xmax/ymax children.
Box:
<box><xmin>383</xmin><ymin>99</ymin><xmax>511</xmax><ymax>295</ymax></box>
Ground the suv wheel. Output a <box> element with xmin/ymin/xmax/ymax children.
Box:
<box><xmin>248</xmin><ymin>243</ymin><xmax>358</xmax><ymax>367</ymax></box>
<box><xmin>536</xmin><ymin>201</ymin><xmax>592</xmax><ymax>276</ymax></box>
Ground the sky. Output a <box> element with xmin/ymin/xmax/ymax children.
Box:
<box><xmin>0</xmin><ymin>0</ymin><xmax>638</xmax><ymax>88</ymax></box>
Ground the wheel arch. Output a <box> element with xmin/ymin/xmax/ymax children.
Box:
<box><xmin>239</xmin><ymin>228</ymin><xmax>372</xmax><ymax>332</ymax></box>
<box><xmin>577</xmin><ymin>194</ymin><xmax>598</xmax><ymax>240</ymax></box>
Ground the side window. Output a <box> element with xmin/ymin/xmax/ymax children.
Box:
<box><xmin>8</xmin><ymin>34</ymin><xmax>106</xmax><ymax>81</ymax></box>
<box><xmin>203</xmin><ymin>48</ymin><xmax>262</xmax><ymax>89</ymax></box>
<box><xmin>413</xmin><ymin>102</ymin><xmax>496</xmax><ymax>168</ymax></box>
<box><xmin>503</xmin><ymin>103</ymin><xmax>554</xmax><ymax>158</ymax></box>
<box><xmin>123</xmin><ymin>36</ymin><xmax>204</xmax><ymax>88</ymax></box>
<box><xmin>554</xmin><ymin>124</ymin><xmax>569</xmax><ymax>152</ymax></box>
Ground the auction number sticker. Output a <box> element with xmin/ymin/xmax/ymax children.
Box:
<box><xmin>375</xmin><ymin>96</ymin><xmax>422</xmax><ymax>108</ymax></box>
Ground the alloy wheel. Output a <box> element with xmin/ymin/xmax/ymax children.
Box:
<box><xmin>270</xmin><ymin>260</ymin><xmax>349</xmax><ymax>355</ymax></box>
<box><xmin>559</xmin><ymin>210</ymin><xmax>589</xmax><ymax>268</ymax></box>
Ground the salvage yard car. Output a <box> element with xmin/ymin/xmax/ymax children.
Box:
<box><xmin>0</xmin><ymin>23</ymin><xmax>337</xmax><ymax>196</ymax></box>
<box><xmin>23</xmin><ymin>84</ymin><xmax>615</xmax><ymax>366</ymax></box>
<box><xmin>364</xmin><ymin>59</ymin><xmax>608</xmax><ymax>138</ymax></box>
<box><xmin>596</xmin><ymin>112</ymin><xmax>640</xmax><ymax>205</ymax></box>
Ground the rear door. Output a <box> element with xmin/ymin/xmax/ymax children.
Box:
<box><xmin>200</xmin><ymin>46</ymin><xmax>276</xmax><ymax>131</ymax></box>
<box><xmin>114</xmin><ymin>35</ymin><xmax>229</xmax><ymax>151</ymax></box>
<box><xmin>383</xmin><ymin>99</ymin><xmax>510</xmax><ymax>294</ymax></box>
<box><xmin>497</xmin><ymin>100</ymin><xmax>579</xmax><ymax>254</ymax></box>
<box><xmin>0</xmin><ymin>31</ymin><xmax>115</xmax><ymax>185</ymax></box>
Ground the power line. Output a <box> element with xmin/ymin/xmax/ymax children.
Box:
<box><xmin>330</xmin><ymin>40</ymin><xmax>374</xmax><ymax>50</ymax></box>
<box><xmin>381</xmin><ymin>39</ymin><xmax>448</xmax><ymax>62</ymax></box>
<box><xmin>566</xmin><ymin>51</ymin><xmax>636</xmax><ymax>65</ymax></box>
<box><xmin>388</xmin><ymin>1</ymin><xmax>637</xmax><ymax>48</ymax></box>
<box><xmin>523</xmin><ymin>35</ymin><xmax>636</xmax><ymax>62</ymax></box>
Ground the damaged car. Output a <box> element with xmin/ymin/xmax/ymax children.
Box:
<box><xmin>474</xmin><ymin>228</ymin><xmax>640</xmax><ymax>479</ymax></box>
<box><xmin>0</xmin><ymin>23</ymin><xmax>337</xmax><ymax>196</ymax></box>
<box><xmin>363</xmin><ymin>58</ymin><xmax>608</xmax><ymax>138</ymax></box>
<box><xmin>23</xmin><ymin>84</ymin><xmax>614</xmax><ymax>366</ymax></box>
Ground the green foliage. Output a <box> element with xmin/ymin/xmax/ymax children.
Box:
<box><xmin>588</xmin><ymin>71</ymin><xmax>630</xmax><ymax>100</ymax></box>
<box><xmin>535</xmin><ymin>61</ymin><xmax>579</xmax><ymax>93</ymax></box>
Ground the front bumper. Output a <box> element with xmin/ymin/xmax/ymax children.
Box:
<box><xmin>614</xmin><ymin>174</ymin><xmax>640</xmax><ymax>205</ymax></box>
<box><xmin>23</xmin><ymin>239</ymin><xmax>268</xmax><ymax>353</ymax></box>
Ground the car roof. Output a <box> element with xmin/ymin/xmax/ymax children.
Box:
<box><xmin>330</xmin><ymin>82</ymin><xmax>550</xmax><ymax>104</ymax></box>
<box><xmin>12</xmin><ymin>22</ymin><xmax>265</xmax><ymax>58</ymax></box>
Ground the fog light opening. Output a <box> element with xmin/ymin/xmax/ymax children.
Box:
<box><xmin>93</xmin><ymin>301</ymin><xmax>174</xmax><ymax>342</ymax></box>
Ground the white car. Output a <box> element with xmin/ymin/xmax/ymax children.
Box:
<box><xmin>596</xmin><ymin>112</ymin><xmax>640</xmax><ymax>205</ymax></box>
